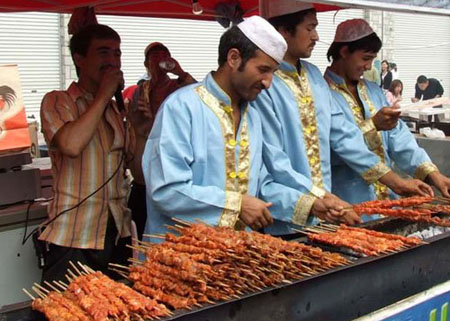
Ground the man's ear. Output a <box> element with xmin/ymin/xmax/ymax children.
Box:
<box><xmin>339</xmin><ymin>45</ymin><xmax>350</xmax><ymax>59</ymax></box>
<box><xmin>277</xmin><ymin>26</ymin><xmax>291</xmax><ymax>42</ymax></box>
<box><xmin>73</xmin><ymin>53</ymin><xmax>84</xmax><ymax>70</ymax></box>
<box><xmin>227</xmin><ymin>48</ymin><xmax>242</xmax><ymax>70</ymax></box>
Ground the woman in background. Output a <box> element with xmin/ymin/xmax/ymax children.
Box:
<box><xmin>386</xmin><ymin>79</ymin><xmax>403</xmax><ymax>106</ymax></box>
<box><xmin>380</xmin><ymin>60</ymin><xmax>393</xmax><ymax>91</ymax></box>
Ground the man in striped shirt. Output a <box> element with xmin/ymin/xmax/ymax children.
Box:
<box><xmin>39</xmin><ymin>24</ymin><xmax>148</xmax><ymax>282</ymax></box>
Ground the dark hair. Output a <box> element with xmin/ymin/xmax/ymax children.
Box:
<box><xmin>268</xmin><ymin>8</ymin><xmax>316</xmax><ymax>36</ymax></box>
<box><xmin>417</xmin><ymin>75</ymin><xmax>428</xmax><ymax>84</ymax></box>
<box><xmin>218</xmin><ymin>25</ymin><xmax>259</xmax><ymax>71</ymax></box>
<box><xmin>145</xmin><ymin>44</ymin><xmax>170</xmax><ymax>62</ymax></box>
<box><xmin>327</xmin><ymin>32</ymin><xmax>382</xmax><ymax>62</ymax></box>
<box><xmin>381</xmin><ymin>59</ymin><xmax>390</xmax><ymax>71</ymax></box>
<box><xmin>388</xmin><ymin>79</ymin><xmax>403</xmax><ymax>95</ymax></box>
<box><xmin>69</xmin><ymin>24</ymin><xmax>120</xmax><ymax>76</ymax></box>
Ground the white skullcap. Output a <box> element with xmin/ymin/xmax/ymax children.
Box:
<box><xmin>260</xmin><ymin>0</ymin><xmax>314</xmax><ymax>19</ymax></box>
<box><xmin>334</xmin><ymin>19</ymin><xmax>375</xmax><ymax>43</ymax></box>
<box><xmin>237</xmin><ymin>16</ymin><xmax>287</xmax><ymax>64</ymax></box>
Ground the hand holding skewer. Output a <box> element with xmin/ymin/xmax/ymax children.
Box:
<box><xmin>426</xmin><ymin>171</ymin><xmax>450</xmax><ymax>198</ymax></box>
<box><xmin>240</xmin><ymin>194</ymin><xmax>274</xmax><ymax>230</ymax></box>
<box><xmin>311</xmin><ymin>193</ymin><xmax>361</xmax><ymax>225</ymax></box>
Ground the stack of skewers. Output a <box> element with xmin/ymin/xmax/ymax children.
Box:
<box><xmin>25</xmin><ymin>222</ymin><xmax>350</xmax><ymax>320</ymax></box>
<box><xmin>352</xmin><ymin>196</ymin><xmax>450</xmax><ymax>227</ymax></box>
<box><xmin>23</xmin><ymin>262</ymin><xmax>172</xmax><ymax>321</ymax></box>
<box><xmin>304</xmin><ymin>224</ymin><xmax>424</xmax><ymax>257</ymax></box>
<box><xmin>112</xmin><ymin>220</ymin><xmax>350</xmax><ymax>311</ymax></box>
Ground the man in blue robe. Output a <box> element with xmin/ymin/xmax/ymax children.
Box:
<box><xmin>143</xmin><ymin>16</ymin><xmax>307</xmax><ymax>237</ymax></box>
<box><xmin>324</xmin><ymin>19</ymin><xmax>450</xmax><ymax>204</ymax></box>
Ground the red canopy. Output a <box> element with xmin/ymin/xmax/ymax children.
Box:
<box><xmin>0</xmin><ymin>1</ymin><xmax>341</xmax><ymax>20</ymax></box>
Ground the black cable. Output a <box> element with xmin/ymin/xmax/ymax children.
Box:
<box><xmin>22</xmin><ymin>152</ymin><xmax>125</xmax><ymax>245</ymax></box>
<box><xmin>20</xmin><ymin>197</ymin><xmax>54</xmax><ymax>245</ymax></box>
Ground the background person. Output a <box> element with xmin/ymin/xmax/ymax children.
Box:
<box><xmin>386</xmin><ymin>79</ymin><xmax>403</xmax><ymax>106</ymax></box>
<box><xmin>412</xmin><ymin>75</ymin><xmax>444</xmax><ymax>122</ymax></box>
<box><xmin>380</xmin><ymin>59</ymin><xmax>392</xmax><ymax>91</ymax></box>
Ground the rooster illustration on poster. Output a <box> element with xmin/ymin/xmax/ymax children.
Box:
<box><xmin>0</xmin><ymin>64</ymin><xmax>31</xmax><ymax>153</ymax></box>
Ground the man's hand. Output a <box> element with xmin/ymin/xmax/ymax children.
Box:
<box><xmin>167</xmin><ymin>57</ymin><xmax>185</xmax><ymax>77</ymax></box>
<box><xmin>411</xmin><ymin>97</ymin><xmax>419</xmax><ymax>103</ymax></box>
<box><xmin>427</xmin><ymin>171</ymin><xmax>450</xmax><ymax>198</ymax></box>
<box><xmin>311</xmin><ymin>193</ymin><xmax>361</xmax><ymax>225</ymax></box>
<box><xmin>97</xmin><ymin>67</ymin><xmax>124</xmax><ymax>103</ymax></box>
<box><xmin>391</xmin><ymin>178</ymin><xmax>434</xmax><ymax>197</ymax></box>
<box><xmin>128</xmin><ymin>95</ymin><xmax>153</xmax><ymax>138</ymax></box>
<box><xmin>240</xmin><ymin>195</ymin><xmax>273</xmax><ymax>230</ymax></box>
<box><xmin>372</xmin><ymin>106</ymin><xmax>401</xmax><ymax>131</ymax></box>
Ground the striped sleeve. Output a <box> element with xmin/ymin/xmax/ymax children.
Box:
<box><xmin>40</xmin><ymin>91</ymin><xmax>77</xmax><ymax>145</ymax></box>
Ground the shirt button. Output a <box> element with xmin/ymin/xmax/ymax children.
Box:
<box><xmin>229</xmin><ymin>172</ymin><xmax>237</xmax><ymax>179</ymax></box>
<box><xmin>240</xmin><ymin>140</ymin><xmax>248</xmax><ymax>147</ymax></box>
<box><xmin>228</xmin><ymin>139</ymin><xmax>237</xmax><ymax>147</ymax></box>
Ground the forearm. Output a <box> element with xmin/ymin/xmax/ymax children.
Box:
<box><xmin>53</xmin><ymin>95</ymin><xmax>110</xmax><ymax>157</ymax></box>
<box><xmin>378</xmin><ymin>170</ymin><xmax>403</xmax><ymax>191</ymax></box>
<box><xmin>127</xmin><ymin>134</ymin><xmax>147</xmax><ymax>184</ymax></box>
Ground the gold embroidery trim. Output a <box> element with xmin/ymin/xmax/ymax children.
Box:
<box><xmin>194</xmin><ymin>86</ymin><xmax>250</xmax><ymax>229</ymax></box>
<box><xmin>361</xmin><ymin>161</ymin><xmax>391</xmax><ymax>185</ymax></box>
<box><xmin>415</xmin><ymin>162</ymin><xmax>438</xmax><ymax>180</ymax></box>
<box><xmin>360</xmin><ymin>118</ymin><xmax>377</xmax><ymax>135</ymax></box>
<box><xmin>326</xmin><ymin>77</ymin><xmax>390</xmax><ymax>200</ymax></box>
<box><xmin>310</xmin><ymin>185</ymin><xmax>326</xmax><ymax>199</ymax></box>
<box><xmin>292</xmin><ymin>193</ymin><xmax>317</xmax><ymax>226</ymax></box>
<box><xmin>276</xmin><ymin>68</ymin><xmax>324</xmax><ymax>189</ymax></box>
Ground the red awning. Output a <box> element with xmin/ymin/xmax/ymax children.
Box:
<box><xmin>0</xmin><ymin>1</ymin><xmax>342</xmax><ymax>21</ymax></box>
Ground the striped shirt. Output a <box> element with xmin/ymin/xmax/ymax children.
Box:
<box><xmin>39</xmin><ymin>82</ymin><xmax>132</xmax><ymax>249</ymax></box>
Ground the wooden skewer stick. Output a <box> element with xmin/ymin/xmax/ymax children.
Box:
<box><xmin>109</xmin><ymin>263</ymin><xmax>130</xmax><ymax>270</ymax></box>
<box><xmin>126</xmin><ymin>244</ymin><xmax>146</xmax><ymax>253</ymax></box>
<box><xmin>69</xmin><ymin>261</ymin><xmax>83</xmax><ymax>276</ymax></box>
<box><xmin>23</xmin><ymin>288</ymin><xmax>36</xmax><ymax>301</ymax></box>
<box><xmin>32</xmin><ymin>286</ymin><xmax>47</xmax><ymax>299</ymax></box>
<box><xmin>135</xmin><ymin>240</ymin><xmax>153</xmax><ymax>247</ymax></box>
<box><xmin>76</xmin><ymin>261</ymin><xmax>91</xmax><ymax>275</ymax></box>
<box><xmin>33</xmin><ymin>283</ymin><xmax>50</xmax><ymax>294</ymax></box>
<box><xmin>44</xmin><ymin>281</ymin><xmax>60</xmax><ymax>293</ymax></box>
<box><xmin>67</xmin><ymin>268</ymin><xmax>78</xmax><ymax>280</ymax></box>
<box><xmin>142</xmin><ymin>233</ymin><xmax>166</xmax><ymax>239</ymax></box>
<box><xmin>59</xmin><ymin>280</ymin><xmax>69</xmax><ymax>288</ymax></box>
<box><xmin>109</xmin><ymin>268</ymin><xmax>130</xmax><ymax>280</ymax></box>
<box><xmin>166</xmin><ymin>225</ymin><xmax>183</xmax><ymax>233</ymax></box>
<box><xmin>128</xmin><ymin>258</ymin><xmax>144</xmax><ymax>265</ymax></box>
<box><xmin>134</xmin><ymin>313</ymin><xmax>146</xmax><ymax>321</ymax></box>
<box><xmin>81</xmin><ymin>264</ymin><xmax>95</xmax><ymax>274</ymax></box>
<box><xmin>171</xmin><ymin>217</ymin><xmax>193</xmax><ymax>226</ymax></box>
<box><xmin>65</xmin><ymin>274</ymin><xmax>74</xmax><ymax>283</ymax></box>
<box><xmin>52</xmin><ymin>281</ymin><xmax>67</xmax><ymax>291</ymax></box>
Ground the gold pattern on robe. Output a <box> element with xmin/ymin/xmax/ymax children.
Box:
<box><xmin>415</xmin><ymin>162</ymin><xmax>438</xmax><ymax>181</ymax></box>
<box><xmin>276</xmin><ymin>68</ymin><xmax>324</xmax><ymax>189</ymax></box>
<box><xmin>195</xmin><ymin>86</ymin><xmax>250</xmax><ymax>229</ymax></box>
<box><xmin>326</xmin><ymin>78</ymin><xmax>391</xmax><ymax>200</ymax></box>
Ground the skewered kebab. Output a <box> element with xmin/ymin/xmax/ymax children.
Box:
<box><xmin>307</xmin><ymin>224</ymin><xmax>424</xmax><ymax>256</ymax></box>
<box><xmin>125</xmin><ymin>221</ymin><xmax>350</xmax><ymax>309</ymax></box>
<box><xmin>352</xmin><ymin>196</ymin><xmax>450</xmax><ymax>227</ymax></box>
<box><xmin>25</xmin><ymin>263</ymin><xmax>171</xmax><ymax>321</ymax></box>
